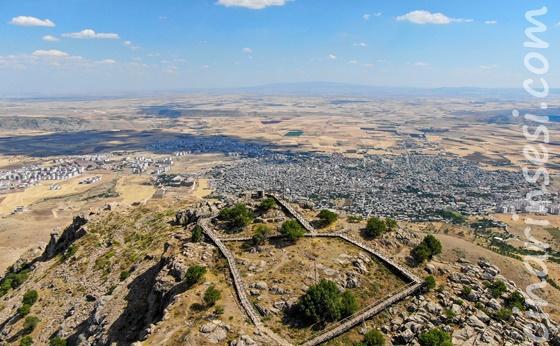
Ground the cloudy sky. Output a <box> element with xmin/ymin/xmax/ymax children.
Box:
<box><xmin>1</xmin><ymin>0</ymin><xmax>559</xmax><ymax>95</ymax></box>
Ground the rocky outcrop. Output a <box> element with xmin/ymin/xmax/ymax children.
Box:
<box><xmin>377</xmin><ymin>257</ymin><xmax>560</xmax><ymax>346</ymax></box>
<box><xmin>175</xmin><ymin>201</ymin><xmax>217</xmax><ymax>225</ymax></box>
<box><xmin>43</xmin><ymin>214</ymin><xmax>89</xmax><ymax>260</ymax></box>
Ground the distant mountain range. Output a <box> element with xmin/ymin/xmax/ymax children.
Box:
<box><xmin>4</xmin><ymin>82</ymin><xmax>560</xmax><ymax>100</ymax></box>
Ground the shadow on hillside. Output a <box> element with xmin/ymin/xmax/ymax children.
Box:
<box><xmin>2</xmin><ymin>315</ymin><xmax>24</xmax><ymax>344</ymax></box>
<box><xmin>0</xmin><ymin>130</ymin><xmax>285</xmax><ymax>158</ymax></box>
<box><xmin>66</xmin><ymin>262</ymin><xmax>162</xmax><ymax>345</ymax></box>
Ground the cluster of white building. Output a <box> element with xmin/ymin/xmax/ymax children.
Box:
<box><xmin>499</xmin><ymin>200</ymin><xmax>560</xmax><ymax>215</ymax></box>
<box><xmin>173</xmin><ymin>151</ymin><xmax>189</xmax><ymax>156</ymax></box>
<box><xmin>72</xmin><ymin>152</ymin><xmax>114</xmax><ymax>162</ymax></box>
<box><xmin>209</xmin><ymin>153</ymin><xmax>530</xmax><ymax>220</ymax></box>
<box><xmin>0</xmin><ymin>163</ymin><xmax>85</xmax><ymax>191</ymax></box>
<box><xmin>126</xmin><ymin>156</ymin><xmax>174</xmax><ymax>175</ymax></box>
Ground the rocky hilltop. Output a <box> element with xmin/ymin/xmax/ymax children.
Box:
<box><xmin>0</xmin><ymin>199</ymin><xmax>558</xmax><ymax>346</ymax></box>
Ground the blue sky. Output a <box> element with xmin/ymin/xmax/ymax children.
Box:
<box><xmin>1</xmin><ymin>0</ymin><xmax>559</xmax><ymax>95</ymax></box>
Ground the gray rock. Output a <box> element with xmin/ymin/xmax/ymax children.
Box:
<box><xmin>426</xmin><ymin>301</ymin><xmax>443</xmax><ymax>314</ymax></box>
<box><xmin>353</xmin><ymin>259</ymin><xmax>368</xmax><ymax>274</ymax></box>
<box><xmin>476</xmin><ymin>309</ymin><xmax>491</xmax><ymax>323</ymax></box>
<box><xmin>487</xmin><ymin>299</ymin><xmax>501</xmax><ymax>311</ymax></box>
<box><xmin>241</xmin><ymin>335</ymin><xmax>256</xmax><ymax>345</ymax></box>
<box><xmin>253</xmin><ymin>281</ymin><xmax>268</xmax><ymax>290</ymax></box>
<box><xmin>270</xmin><ymin>285</ymin><xmax>286</xmax><ymax>295</ymax></box>
<box><xmin>453</xmin><ymin>326</ymin><xmax>476</xmax><ymax>341</ymax></box>
<box><xmin>208</xmin><ymin>328</ymin><xmax>227</xmax><ymax>344</ymax></box>
<box><xmin>467</xmin><ymin>315</ymin><xmax>487</xmax><ymax>329</ymax></box>
<box><xmin>485</xmin><ymin>267</ymin><xmax>499</xmax><ymax>277</ymax></box>
<box><xmin>398</xmin><ymin>329</ymin><xmax>414</xmax><ymax>344</ymax></box>
<box><xmin>425</xmin><ymin>264</ymin><xmax>436</xmax><ymax>274</ymax></box>
<box><xmin>451</xmin><ymin>304</ymin><xmax>463</xmax><ymax>316</ymax></box>
<box><xmin>201</xmin><ymin>322</ymin><xmax>218</xmax><ymax>333</ymax></box>
<box><xmin>255</xmin><ymin>304</ymin><xmax>272</xmax><ymax>317</ymax></box>
<box><xmin>467</xmin><ymin>291</ymin><xmax>479</xmax><ymax>302</ymax></box>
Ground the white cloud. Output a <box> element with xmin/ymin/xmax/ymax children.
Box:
<box><xmin>96</xmin><ymin>59</ymin><xmax>116</xmax><ymax>64</ymax></box>
<box><xmin>480</xmin><ymin>65</ymin><xmax>499</xmax><ymax>70</ymax></box>
<box><xmin>242</xmin><ymin>47</ymin><xmax>253</xmax><ymax>53</ymax></box>
<box><xmin>363</xmin><ymin>14</ymin><xmax>371</xmax><ymax>20</ymax></box>
<box><xmin>42</xmin><ymin>35</ymin><xmax>59</xmax><ymax>42</ymax></box>
<box><xmin>216</xmin><ymin>0</ymin><xmax>289</xmax><ymax>9</ymax></box>
<box><xmin>327</xmin><ymin>55</ymin><xmax>337</xmax><ymax>59</ymax></box>
<box><xmin>158</xmin><ymin>16</ymin><xmax>168</xmax><ymax>20</ymax></box>
<box><xmin>147</xmin><ymin>53</ymin><xmax>161</xmax><ymax>57</ymax></box>
<box><xmin>412</xmin><ymin>62</ymin><xmax>430</xmax><ymax>67</ymax></box>
<box><xmin>132</xmin><ymin>57</ymin><xmax>143</xmax><ymax>61</ymax></box>
<box><xmin>9</xmin><ymin>16</ymin><xmax>55</xmax><ymax>27</ymax></box>
<box><xmin>174</xmin><ymin>58</ymin><xmax>188</xmax><ymax>63</ymax></box>
<box><xmin>62</xmin><ymin>29</ymin><xmax>119</xmax><ymax>39</ymax></box>
<box><xmin>128</xmin><ymin>62</ymin><xmax>149</xmax><ymax>68</ymax></box>
<box><xmin>32</xmin><ymin>50</ymin><xmax>69</xmax><ymax>57</ymax></box>
<box><xmin>374</xmin><ymin>12</ymin><xmax>382</xmax><ymax>17</ymax></box>
<box><xmin>163</xmin><ymin>65</ymin><xmax>178</xmax><ymax>73</ymax></box>
<box><xmin>363</xmin><ymin>64</ymin><xmax>374</xmax><ymax>68</ymax></box>
<box><xmin>554</xmin><ymin>22</ymin><xmax>560</xmax><ymax>27</ymax></box>
<box><xmin>353</xmin><ymin>42</ymin><xmax>367</xmax><ymax>47</ymax></box>
<box><xmin>485</xmin><ymin>20</ymin><xmax>497</xmax><ymax>24</ymax></box>
<box><xmin>396</xmin><ymin>10</ymin><xmax>472</xmax><ymax>24</ymax></box>
<box><xmin>348</xmin><ymin>60</ymin><xmax>358</xmax><ymax>64</ymax></box>
<box><xmin>124</xmin><ymin>41</ymin><xmax>140</xmax><ymax>50</ymax></box>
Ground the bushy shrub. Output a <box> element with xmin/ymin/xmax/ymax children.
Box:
<box><xmin>185</xmin><ymin>265</ymin><xmax>207</xmax><ymax>286</ymax></box>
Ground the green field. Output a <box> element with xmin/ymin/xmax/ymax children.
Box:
<box><xmin>285</xmin><ymin>131</ymin><xmax>304</xmax><ymax>137</ymax></box>
<box><xmin>545</xmin><ymin>227</ymin><xmax>560</xmax><ymax>242</ymax></box>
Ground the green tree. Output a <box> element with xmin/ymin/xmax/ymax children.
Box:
<box><xmin>20</xmin><ymin>336</ymin><xmax>33</xmax><ymax>346</ymax></box>
<box><xmin>461</xmin><ymin>285</ymin><xmax>472</xmax><ymax>297</ymax></box>
<box><xmin>385</xmin><ymin>218</ymin><xmax>398</xmax><ymax>231</ymax></box>
<box><xmin>22</xmin><ymin>316</ymin><xmax>40</xmax><ymax>334</ymax></box>
<box><xmin>347</xmin><ymin>215</ymin><xmax>363</xmax><ymax>223</ymax></box>
<box><xmin>259</xmin><ymin>198</ymin><xmax>276</xmax><ymax>211</ymax></box>
<box><xmin>49</xmin><ymin>338</ymin><xmax>67</xmax><ymax>346</ymax></box>
<box><xmin>204</xmin><ymin>285</ymin><xmax>222</xmax><ymax>306</ymax></box>
<box><xmin>487</xmin><ymin>280</ymin><xmax>507</xmax><ymax>298</ymax></box>
<box><xmin>425</xmin><ymin>276</ymin><xmax>437</xmax><ymax>291</ymax></box>
<box><xmin>494</xmin><ymin>308</ymin><xmax>513</xmax><ymax>321</ymax></box>
<box><xmin>280</xmin><ymin>220</ymin><xmax>306</xmax><ymax>242</ymax></box>
<box><xmin>412</xmin><ymin>235</ymin><xmax>443</xmax><ymax>263</ymax></box>
<box><xmin>365</xmin><ymin>217</ymin><xmax>387</xmax><ymax>238</ymax></box>
<box><xmin>18</xmin><ymin>304</ymin><xmax>31</xmax><ymax>317</ymax></box>
<box><xmin>506</xmin><ymin>291</ymin><xmax>525</xmax><ymax>310</ymax></box>
<box><xmin>412</xmin><ymin>242</ymin><xmax>432</xmax><ymax>263</ymax></box>
<box><xmin>185</xmin><ymin>265</ymin><xmax>207</xmax><ymax>286</ymax></box>
<box><xmin>424</xmin><ymin>235</ymin><xmax>443</xmax><ymax>257</ymax></box>
<box><xmin>418</xmin><ymin>328</ymin><xmax>453</xmax><ymax>346</ymax></box>
<box><xmin>192</xmin><ymin>225</ymin><xmax>203</xmax><ymax>243</ymax></box>
<box><xmin>219</xmin><ymin>204</ymin><xmax>254</xmax><ymax>228</ymax></box>
<box><xmin>252</xmin><ymin>225</ymin><xmax>271</xmax><ymax>246</ymax></box>
<box><xmin>119</xmin><ymin>270</ymin><xmax>131</xmax><ymax>282</ymax></box>
<box><xmin>363</xmin><ymin>329</ymin><xmax>386</xmax><ymax>346</ymax></box>
<box><xmin>22</xmin><ymin>290</ymin><xmax>38</xmax><ymax>306</ymax></box>
<box><xmin>298</xmin><ymin>279</ymin><xmax>342</xmax><ymax>324</ymax></box>
<box><xmin>318</xmin><ymin>209</ymin><xmax>338</xmax><ymax>226</ymax></box>
<box><xmin>340</xmin><ymin>290</ymin><xmax>359</xmax><ymax>318</ymax></box>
